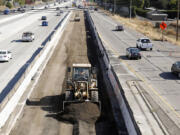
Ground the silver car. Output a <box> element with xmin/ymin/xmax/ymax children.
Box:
<box><xmin>171</xmin><ymin>61</ymin><xmax>180</xmax><ymax>78</ymax></box>
<box><xmin>22</xmin><ymin>32</ymin><xmax>35</xmax><ymax>42</ymax></box>
<box><xmin>56</xmin><ymin>12</ymin><xmax>61</xmax><ymax>16</ymax></box>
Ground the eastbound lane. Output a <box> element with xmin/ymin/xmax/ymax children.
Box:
<box><xmin>90</xmin><ymin>11</ymin><xmax>180</xmax><ymax>134</ymax></box>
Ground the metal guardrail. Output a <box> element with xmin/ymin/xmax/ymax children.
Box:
<box><xmin>85</xmin><ymin>10</ymin><xmax>141</xmax><ymax>135</ymax></box>
<box><xmin>0</xmin><ymin>12</ymin><xmax>70</xmax><ymax>111</ymax></box>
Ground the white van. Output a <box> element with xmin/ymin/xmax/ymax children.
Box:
<box><xmin>0</xmin><ymin>50</ymin><xmax>12</xmax><ymax>62</ymax></box>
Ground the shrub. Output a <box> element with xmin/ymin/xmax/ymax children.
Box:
<box><xmin>131</xmin><ymin>6</ymin><xmax>137</xmax><ymax>17</ymax></box>
<box><xmin>163</xmin><ymin>10</ymin><xmax>178</xmax><ymax>19</ymax></box>
<box><xmin>6</xmin><ymin>2</ymin><xmax>12</xmax><ymax>9</ymax></box>
<box><xmin>135</xmin><ymin>8</ymin><xmax>149</xmax><ymax>17</ymax></box>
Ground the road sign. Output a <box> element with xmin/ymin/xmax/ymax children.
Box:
<box><xmin>160</xmin><ymin>22</ymin><xmax>167</xmax><ymax>30</ymax></box>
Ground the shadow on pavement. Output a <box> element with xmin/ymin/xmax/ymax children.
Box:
<box><xmin>26</xmin><ymin>94</ymin><xmax>78</xmax><ymax>124</ymax></box>
<box><xmin>118</xmin><ymin>55</ymin><xmax>129</xmax><ymax>60</ymax></box>
<box><xmin>11</xmin><ymin>39</ymin><xmax>22</xmax><ymax>43</ymax></box>
<box><xmin>26</xmin><ymin>94</ymin><xmax>64</xmax><ymax>113</ymax></box>
<box><xmin>159</xmin><ymin>72</ymin><xmax>179</xmax><ymax>80</ymax></box>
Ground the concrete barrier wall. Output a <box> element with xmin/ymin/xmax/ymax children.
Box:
<box><xmin>85</xmin><ymin>11</ymin><xmax>141</xmax><ymax>135</ymax></box>
<box><xmin>0</xmin><ymin>11</ymin><xmax>72</xmax><ymax>129</ymax></box>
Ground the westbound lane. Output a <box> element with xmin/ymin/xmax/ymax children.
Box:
<box><xmin>0</xmin><ymin>1</ymin><xmax>71</xmax><ymax>26</ymax></box>
<box><xmin>0</xmin><ymin>6</ymin><xmax>70</xmax><ymax>102</ymax></box>
<box><xmin>90</xmin><ymin>11</ymin><xmax>180</xmax><ymax>134</ymax></box>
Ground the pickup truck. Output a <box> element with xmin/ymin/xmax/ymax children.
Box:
<box><xmin>136</xmin><ymin>38</ymin><xmax>153</xmax><ymax>51</ymax></box>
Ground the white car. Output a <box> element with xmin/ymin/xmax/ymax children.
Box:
<box><xmin>22</xmin><ymin>32</ymin><xmax>35</xmax><ymax>42</ymax></box>
<box><xmin>0</xmin><ymin>50</ymin><xmax>12</xmax><ymax>62</ymax></box>
<box><xmin>136</xmin><ymin>38</ymin><xmax>153</xmax><ymax>50</ymax></box>
<box><xmin>56</xmin><ymin>12</ymin><xmax>61</xmax><ymax>16</ymax></box>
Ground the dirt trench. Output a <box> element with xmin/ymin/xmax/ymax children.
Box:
<box><xmin>9</xmin><ymin>10</ymin><xmax>123</xmax><ymax>135</ymax></box>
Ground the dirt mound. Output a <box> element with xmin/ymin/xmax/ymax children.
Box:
<box><xmin>61</xmin><ymin>102</ymin><xmax>100</xmax><ymax>124</ymax></box>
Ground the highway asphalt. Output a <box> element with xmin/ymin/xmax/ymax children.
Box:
<box><xmin>90</xmin><ymin>11</ymin><xmax>180</xmax><ymax>134</ymax></box>
<box><xmin>0</xmin><ymin>2</ymin><xmax>72</xmax><ymax>103</ymax></box>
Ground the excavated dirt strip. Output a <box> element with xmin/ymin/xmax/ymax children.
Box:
<box><xmin>9</xmin><ymin>11</ymin><xmax>100</xmax><ymax>135</ymax></box>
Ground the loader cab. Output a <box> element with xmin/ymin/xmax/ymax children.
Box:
<box><xmin>72</xmin><ymin>64</ymin><xmax>91</xmax><ymax>81</ymax></box>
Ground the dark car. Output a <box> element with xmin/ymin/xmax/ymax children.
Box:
<box><xmin>94</xmin><ymin>7</ymin><xmax>98</xmax><ymax>11</ymax></box>
<box><xmin>115</xmin><ymin>25</ymin><xmax>124</xmax><ymax>31</ymax></box>
<box><xmin>21</xmin><ymin>8</ymin><xmax>25</xmax><ymax>13</ymax></box>
<box><xmin>44</xmin><ymin>6</ymin><xmax>48</xmax><ymax>9</ymax></box>
<box><xmin>56</xmin><ymin>7</ymin><xmax>60</xmax><ymax>10</ymax></box>
<box><xmin>60</xmin><ymin>10</ymin><xmax>63</xmax><ymax>13</ymax></box>
<box><xmin>17</xmin><ymin>8</ymin><xmax>25</xmax><ymax>13</ymax></box>
<box><xmin>41</xmin><ymin>16</ymin><xmax>47</xmax><ymax>20</ymax></box>
<box><xmin>17</xmin><ymin>8</ymin><xmax>21</xmax><ymax>11</ymax></box>
<box><xmin>42</xmin><ymin>21</ymin><xmax>48</xmax><ymax>26</ymax></box>
<box><xmin>4</xmin><ymin>9</ymin><xmax>10</xmax><ymax>15</ymax></box>
<box><xmin>171</xmin><ymin>61</ymin><xmax>180</xmax><ymax>78</ymax></box>
<box><xmin>126</xmin><ymin>47</ymin><xmax>141</xmax><ymax>59</ymax></box>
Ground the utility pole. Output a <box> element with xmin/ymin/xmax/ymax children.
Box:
<box><xmin>114</xmin><ymin>0</ymin><xmax>116</xmax><ymax>14</ymax></box>
<box><xmin>176</xmin><ymin>0</ymin><xmax>179</xmax><ymax>41</ymax></box>
<box><xmin>130</xmin><ymin>0</ymin><xmax>132</xmax><ymax>20</ymax></box>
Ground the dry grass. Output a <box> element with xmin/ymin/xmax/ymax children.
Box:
<box><xmin>102</xmin><ymin>9</ymin><xmax>180</xmax><ymax>46</ymax></box>
<box><xmin>0</xmin><ymin>6</ymin><xmax>6</xmax><ymax>10</ymax></box>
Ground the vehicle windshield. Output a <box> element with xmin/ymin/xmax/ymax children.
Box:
<box><xmin>130</xmin><ymin>48</ymin><xmax>140</xmax><ymax>53</ymax></box>
<box><xmin>176</xmin><ymin>62</ymin><xmax>180</xmax><ymax>66</ymax></box>
<box><xmin>117</xmin><ymin>25</ymin><xmax>122</xmax><ymax>28</ymax></box>
<box><xmin>141</xmin><ymin>39</ymin><xmax>150</xmax><ymax>43</ymax></box>
<box><xmin>73</xmin><ymin>67</ymin><xmax>89</xmax><ymax>81</ymax></box>
<box><xmin>0</xmin><ymin>51</ymin><xmax>6</xmax><ymax>54</ymax></box>
<box><xmin>23</xmin><ymin>33</ymin><xmax>32</xmax><ymax>36</ymax></box>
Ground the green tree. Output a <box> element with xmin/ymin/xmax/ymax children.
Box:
<box><xmin>19</xmin><ymin>0</ymin><xmax>25</xmax><ymax>5</ymax></box>
<box><xmin>168</xmin><ymin>0</ymin><xmax>177</xmax><ymax>10</ymax></box>
<box><xmin>150</xmin><ymin>0</ymin><xmax>169</xmax><ymax>9</ymax></box>
<box><xmin>144</xmin><ymin>0</ymin><xmax>150</xmax><ymax>8</ymax></box>
<box><xmin>137</xmin><ymin>0</ymin><xmax>144</xmax><ymax>8</ymax></box>
<box><xmin>6</xmin><ymin>1</ymin><xmax>12</xmax><ymax>8</ymax></box>
<box><xmin>131</xmin><ymin>0</ymin><xmax>144</xmax><ymax>8</ymax></box>
<box><xmin>42</xmin><ymin>0</ymin><xmax>48</xmax><ymax>2</ymax></box>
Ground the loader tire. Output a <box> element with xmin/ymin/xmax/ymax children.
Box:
<box><xmin>65</xmin><ymin>91</ymin><xmax>73</xmax><ymax>101</ymax></box>
<box><xmin>91</xmin><ymin>91</ymin><xmax>98</xmax><ymax>102</ymax></box>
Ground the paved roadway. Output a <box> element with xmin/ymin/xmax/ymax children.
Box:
<box><xmin>0</xmin><ymin>1</ymin><xmax>70</xmax><ymax>25</ymax></box>
<box><xmin>90</xmin><ymin>11</ymin><xmax>180</xmax><ymax>134</ymax></box>
<box><xmin>0</xmin><ymin>1</ymin><xmax>72</xmax><ymax>102</ymax></box>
